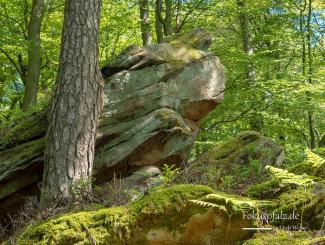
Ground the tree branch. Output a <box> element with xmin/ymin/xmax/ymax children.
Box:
<box><xmin>0</xmin><ymin>48</ymin><xmax>23</xmax><ymax>78</ymax></box>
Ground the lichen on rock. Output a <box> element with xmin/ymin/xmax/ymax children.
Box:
<box><xmin>289</xmin><ymin>149</ymin><xmax>325</xmax><ymax>178</ymax></box>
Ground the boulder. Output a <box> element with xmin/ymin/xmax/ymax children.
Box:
<box><xmin>177</xmin><ymin>131</ymin><xmax>284</xmax><ymax>194</ymax></box>
<box><xmin>0</xmin><ymin>29</ymin><xmax>225</xmax><ymax>223</ymax></box>
<box><xmin>94</xmin><ymin>165</ymin><xmax>163</xmax><ymax>205</ymax></box>
<box><xmin>18</xmin><ymin>185</ymin><xmax>258</xmax><ymax>245</ymax></box>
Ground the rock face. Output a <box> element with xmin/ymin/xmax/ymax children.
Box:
<box><xmin>0</xmin><ymin>29</ymin><xmax>225</xmax><ymax>223</ymax></box>
<box><xmin>94</xmin><ymin>165</ymin><xmax>163</xmax><ymax>205</ymax></box>
<box><xmin>18</xmin><ymin>185</ymin><xmax>258</xmax><ymax>245</ymax></box>
<box><xmin>95</xmin><ymin>29</ymin><xmax>225</xmax><ymax>182</ymax></box>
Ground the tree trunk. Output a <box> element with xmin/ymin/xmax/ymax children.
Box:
<box><xmin>237</xmin><ymin>0</ymin><xmax>263</xmax><ymax>131</ymax></box>
<box><xmin>164</xmin><ymin>0</ymin><xmax>173</xmax><ymax>36</ymax></box>
<box><xmin>237</xmin><ymin>0</ymin><xmax>254</xmax><ymax>82</ymax></box>
<box><xmin>306</xmin><ymin>0</ymin><xmax>316</xmax><ymax>149</ymax></box>
<box><xmin>22</xmin><ymin>0</ymin><xmax>43</xmax><ymax>111</ymax></box>
<box><xmin>155</xmin><ymin>0</ymin><xmax>164</xmax><ymax>43</ymax></box>
<box><xmin>175</xmin><ymin>0</ymin><xmax>182</xmax><ymax>31</ymax></box>
<box><xmin>139</xmin><ymin>0</ymin><xmax>151</xmax><ymax>46</ymax></box>
<box><xmin>42</xmin><ymin>0</ymin><xmax>103</xmax><ymax>203</ymax></box>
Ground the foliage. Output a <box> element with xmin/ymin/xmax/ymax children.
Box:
<box><xmin>159</xmin><ymin>164</ymin><xmax>181</xmax><ymax>188</ymax></box>
<box><xmin>289</xmin><ymin>148</ymin><xmax>325</xmax><ymax>178</ymax></box>
<box><xmin>0</xmin><ymin>0</ymin><xmax>324</xmax><ymax>242</ymax></box>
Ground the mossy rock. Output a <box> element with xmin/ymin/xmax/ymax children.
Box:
<box><xmin>243</xmin><ymin>229</ymin><xmax>325</xmax><ymax>245</ymax></box>
<box><xmin>245</xmin><ymin>166</ymin><xmax>315</xmax><ymax>199</ymax></box>
<box><xmin>289</xmin><ymin>149</ymin><xmax>325</xmax><ymax>178</ymax></box>
<box><xmin>181</xmin><ymin>131</ymin><xmax>284</xmax><ymax>194</ymax></box>
<box><xmin>246</xmin><ymin>166</ymin><xmax>325</xmax><ymax>230</ymax></box>
<box><xmin>18</xmin><ymin>185</ymin><xmax>259</xmax><ymax>245</ymax></box>
<box><xmin>0</xmin><ymin>109</ymin><xmax>47</xmax><ymax>151</ymax></box>
<box><xmin>271</xmin><ymin>187</ymin><xmax>325</xmax><ymax>230</ymax></box>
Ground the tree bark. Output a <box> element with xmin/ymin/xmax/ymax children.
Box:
<box><xmin>237</xmin><ymin>0</ymin><xmax>254</xmax><ymax>82</ymax></box>
<box><xmin>139</xmin><ymin>0</ymin><xmax>151</xmax><ymax>46</ymax></box>
<box><xmin>175</xmin><ymin>0</ymin><xmax>182</xmax><ymax>31</ymax></box>
<box><xmin>306</xmin><ymin>0</ymin><xmax>316</xmax><ymax>149</ymax></box>
<box><xmin>164</xmin><ymin>0</ymin><xmax>173</xmax><ymax>36</ymax></box>
<box><xmin>237</xmin><ymin>0</ymin><xmax>263</xmax><ymax>131</ymax></box>
<box><xmin>22</xmin><ymin>0</ymin><xmax>43</xmax><ymax>111</ymax></box>
<box><xmin>42</xmin><ymin>0</ymin><xmax>103</xmax><ymax>203</ymax></box>
<box><xmin>155</xmin><ymin>0</ymin><xmax>164</xmax><ymax>43</ymax></box>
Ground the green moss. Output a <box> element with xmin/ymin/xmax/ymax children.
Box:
<box><xmin>162</xmin><ymin>29</ymin><xmax>211</xmax><ymax>51</ymax></box>
<box><xmin>272</xmin><ymin>187</ymin><xmax>325</xmax><ymax>229</ymax></box>
<box><xmin>246</xmin><ymin>166</ymin><xmax>315</xmax><ymax>199</ymax></box>
<box><xmin>246</xmin><ymin>178</ymin><xmax>280</xmax><ymax>199</ymax></box>
<box><xmin>18</xmin><ymin>185</ymin><xmax>215</xmax><ymax>244</ymax></box>
<box><xmin>244</xmin><ymin>229</ymin><xmax>325</xmax><ymax>245</ymax></box>
<box><xmin>0</xmin><ymin>110</ymin><xmax>47</xmax><ymax>151</ymax></box>
<box><xmin>187</xmin><ymin>131</ymin><xmax>286</xmax><ymax>194</ymax></box>
<box><xmin>0</xmin><ymin>138</ymin><xmax>45</xmax><ymax>199</ymax></box>
<box><xmin>316</xmin><ymin>147</ymin><xmax>325</xmax><ymax>157</ymax></box>
<box><xmin>202</xmin><ymin>131</ymin><xmax>261</xmax><ymax>161</ymax></box>
<box><xmin>289</xmin><ymin>149</ymin><xmax>325</xmax><ymax>178</ymax></box>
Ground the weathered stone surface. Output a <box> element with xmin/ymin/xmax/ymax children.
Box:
<box><xmin>0</xmin><ymin>29</ymin><xmax>225</xmax><ymax>222</ymax></box>
<box><xmin>18</xmin><ymin>185</ymin><xmax>258</xmax><ymax>245</ymax></box>
<box><xmin>94</xmin><ymin>165</ymin><xmax>163</xmax><ymax>205</ymax></box>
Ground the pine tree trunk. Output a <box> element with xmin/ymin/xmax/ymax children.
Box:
<box><xmin>22</xmin><ymin>0</ymin><xmax>43</xmax><ymax>111</ymax></box>
<box><xmin>139</xmin><ymin>0</ymin><xmax>151</xmax><ymax>46</ymax></box>
<box><xmin>42</xmin><ymin>0</ymin><xmax>103</xmax><ymax>203</ymax></box>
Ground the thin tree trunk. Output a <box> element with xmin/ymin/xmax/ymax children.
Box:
<box><xmin>237</xmin><ymin>0</ymin><xmax>262</xmax><ymax>131</ymax></box>
<box><xmin>237</xmin><ymin>0</ymin><xmax>254</xmax><ymax>82</ymax></box>
<box><xmin>139</xmin><ymin>0</ymin><xmax>151</xmax><ymax>46</ymax></box>
<box><xmin>306</xmin><ymin>0</ymin><xmax>316</xmax><ymax>149</ymax></box>
<box><xmin>164</xmin><ymin>0</ymin><xmax>173</xmax><ymax>35</ymax></box>
<box><xmin>22</xmin><ymin>0</ymin><xmax>43</xmax><ymax>111</ymax></box>
<box><xmin>42</xmin><ymin>0</ymin><xmax>103</xmax><ymax>203</ymax></box>
<box><xmin>155</xmin><ymin>0</ymin><xmax>164</xmax><ymax>43</ymax></box>
<box><xmin>175</xmin><ymin>0</ymin><xmax>182</xmax><ymax>31</ymax></box>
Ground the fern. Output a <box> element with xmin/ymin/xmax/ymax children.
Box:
<box><xmin>189</xmin><ymin>199</ymin><xmax>227</xmax><ymax>212</ymax></box>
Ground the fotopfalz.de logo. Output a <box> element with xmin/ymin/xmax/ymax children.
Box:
<box><xmin>243</xmin><ymin>209</ymin><xmax>300</xmax><ymax>223</ymax></box>
<box><xmin>241</xmin><ymin>209</ymin><xmax>305</xmax><ymax>231</ymax></box>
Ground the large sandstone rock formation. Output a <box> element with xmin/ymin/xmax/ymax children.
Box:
<box><xmin>0</xmin><ymin>29</ymin><xmax>225</xmax><ymax>222</ymax></box>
